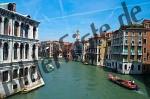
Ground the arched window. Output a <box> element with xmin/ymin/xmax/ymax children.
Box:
<box><xmin>3</xmin><ymin>42</ymin><xmax>9</xmax><ymax>60</ymax></box>
<box><xmin>25</xmin><ymin>44</ymin><xmax>29</xmax><ymax>59</ymax></box>
<box><xmin>124</xmin><ymin>64</ymin><xmax>127</xmax><ymax>70</ymax></box>
<box><xmin>20</xmin><ymin>23</ymin><xmax>24</xmax><ymax>37</ymax></box>
<box><xmin>33</xmin><ymin>27</ymin><xmax>36</xmax><ymax>39</ymax></box>
<box><xmin>24</xmin><ymin>67</ymin><xmax>28</xmax><ymax>76</ymax></box>
<box><xmin>25</xmin><ymin>25</ymin><xmax>29</xmax><ymax>38</ymax></box>
<box><xmin>32</xmin><ymin>44</ymin><xmax>36</xmax><ymax>59</ymax></box>
<box><xmin>14</xmin><ymin>43</ymin><xmax>18</xmax><ymax>59</ymax></box>
<box><xmin>20</xmin><ymin>43</ymin><xmax>24</xmax><ymax>59</ymax></box>
<box><xmin>14</xmin><ymin>21</ymin><xmax>19</xmax><ymax>36</ymax></box>
<box><xmin>4</xmin><ymin>18</ymin><xmax>9</xmax><ymax>35</ymax></box>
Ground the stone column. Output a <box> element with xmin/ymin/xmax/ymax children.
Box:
<box><xmin>9</xmin><ymin>19</ymin><xmax>13</xmax><ymax>36</ymax></box>
<box><xmin>0</xmin><ymin>17</ymin><xmax>4</xmax><ymax>35</ymax></box>
<box><xmin>29</xmin><ymin>26</ymin><xmax>33</xmax><ymax>39</ymax></box>
<box><xmin>29</xmin><ymin>43</ymin><xmax>33</xmax><ymax>61</ymax></box>
<box><xmin>8</xmin><ymin>41</ymin><xmax>12</xmax><ymax>63</ymax></box>
<box><xmin>18</xmin><ymin>22</ymin><xmax>21</xmax><ymax>37</ymax></box>
<box><xmin>35</xmin><ymin>44</ymin><xmax>38</xmax><ymax>60</ymax></box>
<box><xmin>36</xmin><ymin>28</ymin><xmax>38</xmax><ymax>39</ymax></box>
<box><xmin>17</xmin><ymin>43</ymin><xmax>20</xmax><ymax>61</ymax></box>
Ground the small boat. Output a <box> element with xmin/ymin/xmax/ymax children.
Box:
<box><xmin>83</xmin><ymin>62</ymin><xmax>88</xmax><ymax>65</ymax></box>
<box><xmin>108</xmin><ymin>73</ymin><xmax>139</xmax><ymax>90</ymax></box>
<box><xmin>83</xmin><ymin>60</ymin><xmax>89</xmax><ymax>65</ymax></box>
<box><xmin>46</xmin><ymin>64</ymin><xmax>55</xmax><ymax>72</ymax></box>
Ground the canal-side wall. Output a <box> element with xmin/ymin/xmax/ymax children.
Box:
<box><xmin>105</xmin><ymin>60</ymin><xmax>142</xmax><ymax>74</ymax></box>
<box><xmin>0</xmin><ymin>61</ymin><xmax>44</xmax><ymax>98</ymax></box>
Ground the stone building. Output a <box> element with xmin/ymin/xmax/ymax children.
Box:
<box><xmin>110</xmin><ymin>25</ymin><xmax>144</xmax><ymax>74</ymax></box>
<box><xmin>105</xmin><ymin>32</ymin><xmax>113</xmax><ymax>68</ymax></box>
<box><xmin>87</xmin><ymin>35</ymin><xmax>101</xmax><ymax>66</ymax></box>
<box><xmin>39</xmin><ymin>41</ymin><xmax>53</xmax><ymax>58</ymax></box>
<box><xmin>81</xmin><ymin>40</ymin><xmax>89</xmax><ymax>62</ymax></box>
<box><xmin>62</xmin><ymin>42</ymin><xmax>73</xmax><ymax>61</ymax></box>
<box><xmin>98</xmin><ymin>33</ymin><xmax>110</xmax><ymax>66</ymax></box>
<box><xmin>0</xmin><ymin>3</ymin><xmax>44</xmax><ymax>98</ymax></box>
<box><xmin>142</xmin><ymin>20</ymin><xmax>150</xmax><ymax>74</ymax></box>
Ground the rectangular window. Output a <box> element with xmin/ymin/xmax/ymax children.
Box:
<box><xmin>125</xmin><ymin>40</ymin><xmax>127</xmax><ymax>44</ymax></box>
<box><xmin>3</xmin><ymin>71</ymin><xmax>9</xmax><ymax>82</ymax></box>
<box><xmin>132</xmin><ymin>41</ymin><xmax>134</xmax><ymax>44</ymax></box>
<box><xmin>13</xmin><ymin>69</ymin><xmax>18</xmax><ymax>79</ymax></box>
<box><xmin>124</xmin><ymin>65</ymin><xmax>127</xmax><ymax>70</ymax></box>
<box><xmin>144</xmin><ymin>48</ymin><xmax>146</xmax><ymax>53</ymax></box>
<box><xmin>13</xmin><ymin>84</ymin><xmax>17</xmax><ymax>89</ymax></box>
<box><xmin>143</xmin><ymin>39</ymin><xmax>146</xmax><ymax>44</ymax></box>
<box><xmin>139</xmin><ymin>32</ymin><xmax>142</xmax><ymax>36</ymax></box>
<box><xmin>138</xmin><ymin>65</ymin><xmax>141</xmax><ymax>70</ymax></box>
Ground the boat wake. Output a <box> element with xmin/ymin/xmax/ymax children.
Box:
<box><xmin>135</xmin><ymin>90</ymin><xmax>147</xmax><ymax>96</ymax></box>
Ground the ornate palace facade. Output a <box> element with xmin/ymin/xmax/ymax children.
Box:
<box><xmin>0</xmin><ymin>3</ymin><xmax>44</xmax><ymax>98</ymax></box>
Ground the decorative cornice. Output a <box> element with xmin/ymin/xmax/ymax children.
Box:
<box><xmin>0</xmin><ymin>7</ymin><xmax>40</xmax><ymax>27</ymax></box>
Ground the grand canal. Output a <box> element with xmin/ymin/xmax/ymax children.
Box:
<box><xmin>8</xmin><ymin>60</ymin><xmax>150</xmax><ymax>99</ymax></box>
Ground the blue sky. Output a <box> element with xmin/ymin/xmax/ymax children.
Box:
<box><xmin>1</xmin><ymin>0</ymin><xmax>150</xmax><ymax>42</ymax></box>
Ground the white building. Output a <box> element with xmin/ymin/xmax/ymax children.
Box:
<box><xmin>0</xmin><ymin>3</ymin><xmax>44</xmax><ymax>98</ymax></box>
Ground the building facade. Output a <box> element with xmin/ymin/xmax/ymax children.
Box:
<box><xmin>39</xmin><ymin>41</ymin><xmax>53</xmax><ymax>58</ymax></box>
<box><xmin>98</xmin><ymin>33</ymin><xmax>111</xmax><ymax>66</ymax></box>
<box><xmin>108</xmin><ymin>25</ymin><xmax>144</xmax><ymax>74</ymax></box>
<box><xmin>81</xmin><ymin>40</ymin><xmax>89</xmax><ymax>63</ymax></box>
<box><xmin>0</xmin><ymin>3</ymin><xmax>44</xmax><ymax>98</ymax></box>
<box><xmin>142</xmin><ymin>20</ymin><xmax>150</xmax><ymax>74</ymax></box>
<box><xmin>62</xmin><ymin>42</ymin><xmax>73</xmax><ymax>61</ymax></box>
<box><xmin>87</xmin><ymin>35</ymin><xmax>101</xmax><ymax>66</ymax></box>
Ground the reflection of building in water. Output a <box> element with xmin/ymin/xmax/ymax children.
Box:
<box><xmin>0</xmin><ymin>3</ymin><xmax>44</xmax><ymax>98</ymax></box>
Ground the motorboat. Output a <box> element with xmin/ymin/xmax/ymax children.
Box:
<box><xmin>108</xmin><ymin>73</ymin><xmax>139</xmax><ymax>90</ymax></box>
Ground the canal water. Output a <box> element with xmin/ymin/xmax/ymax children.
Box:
<box><xmin>8</xmin><ymin>60</ymin><xmax>150</xmax><ymax>99</ymax></box>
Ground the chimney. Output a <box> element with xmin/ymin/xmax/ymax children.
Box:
<box><xmin>8</xmin><ymin>3</ymin><xmax>16</xmax><ymax>11</ymax></box>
